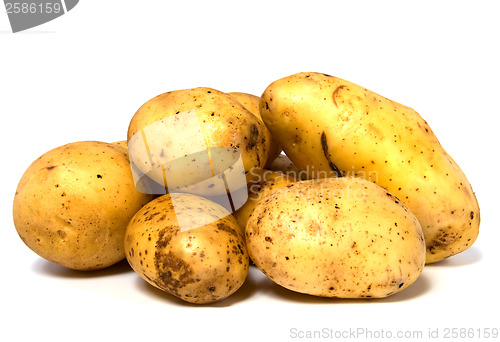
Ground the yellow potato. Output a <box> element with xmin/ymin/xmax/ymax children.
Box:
<box><xmin>13</xmin><ymin>141</ymin><xmax>152</xmax><ymax>271</ymax></box>
<box><xmin>266</xmin><ymin>154</ymin><xmax>308</xmax><ymax>180</ymax></box>
<box><xmin>233</xmin><ymin>168</ymin><xmax>295</xmax><ymax>232</ymax></box>
<box><xmin>127</xmin><ymin>87</ymin><xmax>271</xmax><ymax>196</ymax></box>
<box><xmin>246</xmin><ymin>177</ymin><xmax>426</xmax><ymax>298</ymax></box>
<box><xmin>260</xmin><ymin>72</ymin><xmax>479</xmax><ymax>263</ymax></box>
<box><xmin>228</xmin><ymin>92</ymin><xmax>281</xmax><ymax>166</ymax></box>
<box><xmin>124</xmin><ymin>193</ymin><xmax>249</xmax><ymax>304</ymax></box>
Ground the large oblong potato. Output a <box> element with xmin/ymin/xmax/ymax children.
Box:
<box><xmin>13</xmin><ymin>141</ymin><xmax>152</xmax><ymax>271</ymax></box>
<box><xmin>246</xmin><ymin>177</ymin><xmax>426</xmax><ymax>298</ymax></box>
<box><xmin>124</xmin><ymin>193</ymin><xmax>249</xmax><ymax>304</ymax></box>
<box><xmin>259</xmin><ymin>72</ymin><xmax>480</xmax><ymax>263</ymax></box>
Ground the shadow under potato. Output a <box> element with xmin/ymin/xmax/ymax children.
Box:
<box><xmin>134</xmin><ymin>269</ymin><xmax>260</xmax><ymax>308</ymax></box>
<box><xmin>134</xmin><ymin>265</ymin><xmax>432</xmax><ymax>306</ymax></box>
<box><xmin>250</xmin><ymin>267</ymin><xmax>432</xmax><ymax>305</ymax></box>
<box><xmin>31</xmin><ymin>258</ymin><xmax>134</xmax><ymax>279</ymax></box>
<box><xmin>426</xmin><ymin>246</ymin><xmax>483</xmax><ymax>268</ymax></box>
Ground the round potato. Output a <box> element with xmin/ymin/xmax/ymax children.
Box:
<box><xmin>124</xmin><ymin>193</ymin><xmax>249</xmax><ymax>304</ymax></box>
<box><xmin>228</xmin><ymin>92</ymin><xmax>281</xmax><ymax>166</ymax></box>
<box><xmin>233</xmin><ymin>168</ymin><xmax>295</xmax><ymax>233</ymax></box>
<box><xmin>246</xmin><ymin>176</ymin><xmax>426</xmax><ymax>298</ymax></box>
<box><xmin>13</xmin><ymin>141</ymin><xmax>152</xmax><ymax>271</ymax></box>
<box><xmin>127</xmin><ymin>88</ymin><xmax>271</xmax><ymax>194</ymax></box>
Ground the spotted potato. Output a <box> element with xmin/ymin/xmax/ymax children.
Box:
<box><xmin>13</xmin><ymin>141</ymin><xmax>152</xmax><ymax>271</ymax></box>
<box><xmin>124</xmin><ymin>193</ymin><xmax>249</xmax><ymax>304</ymax></box>
<box><xmin>246</xmin><ymin>177</ymin><xmax>426</xmax><ymax>298</ymax></box>
<box><xmin>128</xmin><ymin>87</ymin><xmax>271</xmax><ymax>192</ymax></box>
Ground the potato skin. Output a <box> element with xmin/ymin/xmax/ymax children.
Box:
<box><xmin>112</xmin><ymin>140</ymin><xmax>128</xmax><ymax>150</ymax></box>
<box><xmin>128</xmin><ymin>87</ymin><xmax>271</xmax><ymax>187</ymax></box>
<box><xmin>246</xmin><ymin>177</ymin><xmax>426</xmax><ymax>298</ymax></box>
<box><xmin>260</xmin><ymin>72</ymin><xmax>479</xmax><ymax>263</ymax></box>
<box><xmin>228</xmin><ymin>92</ymin><xmax>281</xmax><ymax>166</ymax></box>
<box><xmin>266</xmin><ymin>154</ymin><xmax>308</xmax><ymax>180</ymax></box>
<box><xmin>124</xmin><ymin>193</ymin><xmax>249</xmax><ymax>304</ymax></box>
<box><xmin>233</xmin><ymin>168</ymin><xmax>295</xmax><ymax>232</ymax></box>
<box><xmin>13</xmin><ymin>141</ymin><xmax>152</xmax><ymax>271</ymax></box>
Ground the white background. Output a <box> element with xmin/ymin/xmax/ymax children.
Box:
<box><xmin>1</xmin><ymin>1</ymin><xmax>499</xmax><ymax>341</ymax></box>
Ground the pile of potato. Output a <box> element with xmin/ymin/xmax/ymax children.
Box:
<box><xmin>13</xmin><ymin>72</ymin><xmax>480</xmax><ymax>304</ymax></box>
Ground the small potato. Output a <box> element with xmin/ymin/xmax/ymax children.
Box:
<box><xmin>228</xmin><ymin>92</ymin><xmax>281</xmax><ymax>166</ymax></box>
<box><xmin>124</xmin><ymin>193</ymin><xmax>249</xmax><ymax>304</ymax></box>
<box><xmin>13</xmin><ymin>141</ymin><xmax>152</xmax><ymax>271</ymax></box>
<box><xmin>233</xmin><ymin>168</ymin><xmax>295</xmax><ymax>232</ymax></box>
<box><xmin>266</xmin><ymin>154</ymin><xmax>308</xmax><ymax>180</ymax></box>
<box><xmin>246</xmin><ymin>176</ymin><xmax>426</xmax><ymax>298</ymax></box>
<box><xmin>127</xmin><ymin>88</ymin><xmax>271</xmax><ymax>194</ymax></box>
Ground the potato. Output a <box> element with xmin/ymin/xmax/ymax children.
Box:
<box><xmin>259</xmin><ymin>72</ymin><xmax>480</xmax><ymax>263</ymax></box>
<box><xmin>233</xmin><ymin>168</ymin><xmax>295</xmax><ymax>232</ymax></box>
<box><xmin>228</xmin><ymin>92</ymin><xmax>281</xmax><ymax>166</ymax></box>
<box><xmin>124</xmin><ymin>193</ymin><xmax>249</xmax><ymax>304</ymax></box>
<box><xmin>266</xmin><ymin>154</ymin><xmax>308</xmax><ymax>180</ymax></box>
<box><xmin>13</xmin><ymin>141</ymin><xmax>152</xmax><ymax>271</ymax></box>
<box><xmin>127</xmin><ymin>88</ymin><xmax>271</xmax><ymax>196</ymax></box>
<box><xmin>246</xmin><ymin>177</ymin><xmax>426</xmax><ymax>298</ymax></box>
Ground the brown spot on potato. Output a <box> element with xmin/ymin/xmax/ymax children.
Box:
<box><xmin>156</xmin><ymin>228</ymin><xmax>174</xmax><ymax>249</ymax></box>
<box><xmin>332</xmin><ymin>85</ymin><xmax>345</xmax><ymax>108</ymax></box>
<box><xmin>144</xmin><ymin>212</ymin><xmax>161</xmax><ymax>222</ymax></box>
<box><xmin>154</xmin><ymin>251</ymin><xmax>196</xmax><ymax>295</ymax></box>
<box><xmin>217</xmin><ymin>222</ymin><xmax>238</xmax><ymax>237</ymax></box>
<box><xmin>246</xmin><ymin>124</ymin><xmax>259</xmax><ymax>150</ymax></box>
<box><xmin>427</xmin><ymin>227</ymin><xmax>459</xmax><ymax>253</ymax></box>
<box><xmin>46</xmin><ymin>166</ymin><xmax>57</xmax><ymax>170</ymax></box>
<box><xmin>320</xmin><ymin>132</ymin><xmax>343</xmax><ymax>177</ymax></box>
